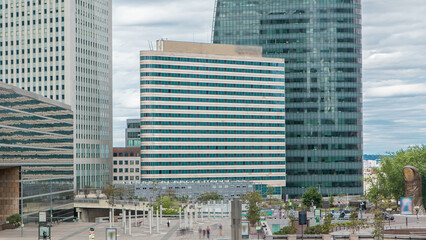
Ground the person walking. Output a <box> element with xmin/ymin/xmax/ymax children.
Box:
<box><xmin>167</xmin><ymin>220</ymin><xmax>170</xmax><ymax>228</ymax></box>
<box><xmin>219</xmin><ymin>223</ymin><xmax>223</xmax><ymax>236</ymax></box>
<box><xmin>203</xmin><ymin>228</ymin><xmax>206</xmax><ymax>239</ymax></box>
<box><xmin>198</xmin><ymin>226</ymin><xmax>202</xmax><ymax>239</ymax></box>
<box><xmin>206</xmin><ymin>226</ymin><xmax>210</xmax><ymax>239</ymax></box>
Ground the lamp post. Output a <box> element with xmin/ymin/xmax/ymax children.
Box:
<box><xmin>20</xmin><ymin>169</ymin><xmax>24</xmax><ymax>238</ymax></box>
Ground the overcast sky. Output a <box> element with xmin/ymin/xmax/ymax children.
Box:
<box><xmin>112</xmin><ymin>0</ymin><xmax>426</xmax><ymax>154</ymax></box>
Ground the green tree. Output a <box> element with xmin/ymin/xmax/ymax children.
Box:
<box><xmin>265</xmin><ymin>185</ymin><xmax>276</xmax><ymax>205</ymax></box>
<box><xmin>156</xmin><ymin>196</ymin><xmax>173</xmax><ymax>209</ymax></box>
<box><xmin>366</xmin><ymin>146</ymin><xmax>426</xmax><ymax>206</ymax></box>
<box><xmin>328</xmin><ymin>193</ymin><xmax>335</xmax><ymax>208</ymax></box>
<box><xmin>242</xmin><ymin>191</ymin><xmax>262</xmax><ymax>226</ymax></box>
<box><xmin>302</xmin><ymin>187</ymin><xmax>323</xmax><ymax>208</ymax></box>
<box><xmin>6</xmin><ymin>214</ymin><xmax>21</xmax><ymax>223</ymax></box>
<box><xmin>197</xmin><ymin>192</ymin><xmax>223</xmax><ymax>202</ymax></box>
<box><xmin>274</xmin><ymin>214</ymin><xmax>297</xmax><ymax>235</ymax></box>
<box><xmin>347</xmin><ymin>210</ymin><xmax>361</xmax><ymax>234</ymax></box>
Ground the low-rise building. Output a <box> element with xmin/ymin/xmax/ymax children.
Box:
<box><xmin>113</xmin><ymin>148</ymin><xmax>140</xmax><ymax>184</ymax></box>
<box><xmin>0</xmin><ymin>83</ymin><xmax>74</xmax><ymax>222</ymax></box>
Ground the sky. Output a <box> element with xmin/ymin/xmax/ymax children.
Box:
<box><xmin>112</xmin><ymin>0</ymin><xmax>426</xmax><ymax>154</ymax></box>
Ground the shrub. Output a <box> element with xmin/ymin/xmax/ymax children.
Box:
<box><xmin>275</xmin><ymin>225</ymin><xmax>297</xmax><ymax>235</ymax></box>
<box><xmin>6</xmin><ymin>214</ymin><xmax>21</xmax><ymax>223</ymax></box>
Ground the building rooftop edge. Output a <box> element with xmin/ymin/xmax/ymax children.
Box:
<box><xmin>0</xmin><ymin>82</ymin><xmax>72</xmax><ymax>111</ymax></box>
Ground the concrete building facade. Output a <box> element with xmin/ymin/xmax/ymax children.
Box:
<box><xmin>140</xmin><ymin>40</ymin><xmax>286</xmax><ymax>191</ymax></box>
<box><xmin>112</xmin><ymin>148</ymin><xmax>140</xmax><ymax>184</ymax></box>
<box><xmin>0</xmin><ymin>0</ymin><xmax>113</xmax><ymax>189</ymax></box>
<box><xmin>0</xmin><ymin>83</ymin><xmax>74</xmax><ymax>222</ymax></box>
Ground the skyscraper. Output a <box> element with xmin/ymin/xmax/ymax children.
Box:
<box><xmin>0</xmin><ymin>1</ymin><xmax>112</xmax><ymax>189</ymax></box>
<box><xmin>125</xmin><ymin>119</ymin><xmax>141</xmax><ymax>147</ymax></box>
<box><xmin>213</xmin><ymin>0</ymin><xmax>363</xmax><ymax>197</ymax></box>
<box><xmin>140</xmin><ymin>40</ymin><xmax>285</xmax><ymax>192</ymax></box>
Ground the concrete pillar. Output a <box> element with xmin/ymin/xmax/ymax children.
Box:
<box><xmin>221</xmin><ymin>200</ymin><xmax>224</xmax><ymax>218</ymax></box>
<box><xmin>112</xmin><ymin>205</ymin><xmax>115</xmax><ymax>227</ymax></box>
<box><xmin>179</xmin><ymin>206</ymin><xmax>182</xmax><ymax>228</ymax></box>
<box><xmin>123</xmin><ymin>209</ymin><xmax>127</xmax><ymax>235</ymax></box>
<box><xmin>128</xmin><ymin>210</ymin><xmax>132</xmax><ymax>235</ymax></box>
<box><xmin>231</xmin><ymin>198</ymin><xmax>242</xmax><ymax>240</ymax></box>
<box><xmin>149</xmin><ymin>209</ymin><xmax>152</xmax><ymax>234</ymax></box>
<box><xmin>156</xmin><ymin>207</ymin><xmax>159</xmax><ymax>233</ymax></box>
<box><xmin>160</xmin><ymin>205</ymin><xmax>163</xmax><ymax>224</ymax></box>
<box><xmin>142</xmin><ymin>204</ymin><xmax>145</xmax><ymax>225</ymax></box>
<box><xmin>208</xmin><ymin>201</ymin><xmax>211</xmax><ymax>220</ymax></box>
<box><xmin>109</xmin><ymin>209</ymin><xmax>112</xmax><ymax>228</ymax></box>
<box><xmin>189</xmin><ymin>207</ymin><xmax>193</xmax><ymax>230</ymax></box>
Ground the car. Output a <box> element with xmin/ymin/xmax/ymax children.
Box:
<box><xmin>383</xmin><ymin>212</ymin><xmax>394</xmax><ymax>220</ymax></box>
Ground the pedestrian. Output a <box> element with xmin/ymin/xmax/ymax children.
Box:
<box><xmin>42</xmin><ymin>231</ymin><xmax>48</xmax><ymax>240</ymax></box>
<box><xmin>198</xmin><ymin>226</ymin><xmax>202</xmax><ymax>239</ymax></box>
<box><xmin>203</xmin><ymin>229</ymin><xmax>206</xmax><ymax>239</ymax></box>
<box><xmin>219</xmin><ymin>223</ymin><xmax>223</xmax><ymax>236</ymax></box>
<box><xmin>206</xmin><ymin>226</ymin><xmax>210</xmax><ymax>239</ymax></box>
<box><xmin>167</xmin><ymin>219</ymin><xmax>170</xmax><ymax>228</ymax></box>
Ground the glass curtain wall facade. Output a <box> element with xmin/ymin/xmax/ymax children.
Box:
<box><xmin>125</xmin><ymin>119</ymin><xmax>141</xmax><ymax>147</ymax></box>
<box><xmin>0</xmin><ymin>0</ymin><xmax>113</xmax><ymax>190</ymax></box>
<box><xmin>213</xmin><ymin>0</ymin><xmax>363</xmax><ymax>197</ymax></box>
<box><xmin>140</xmin><ymin>41</ymin><xmax>286</xmax><ymax>190</ymax></box>
<box><xmin>0</xmin><ymin>83</ymin><xmax>74</xmax><ymax>222</ymax></box>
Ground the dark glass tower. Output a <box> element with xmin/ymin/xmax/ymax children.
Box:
<box><xmin>213</xmin><ymin>0</ymin><xmax>363</xmax><ymax>197</ymax></box>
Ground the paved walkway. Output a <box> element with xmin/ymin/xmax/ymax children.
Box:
<box><xmin>0</xmin><ymin>217</ymin><xmax>233</xmax><ymax>240</ymax></box>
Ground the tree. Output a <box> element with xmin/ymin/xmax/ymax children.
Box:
<box><xmin>156</xmin><ymin>196</ymin><xmax>173</xmax><ymax>209</ymax></box>
<box><xmin>347</xmin><ymin>210</ymin><xmax>361</xmax><ymax>234</ymax></box>
<box><xmin>265</xmin><ymin>185</ymin><xmax>276</xmax><ymax>205</ymax></box>
<box><xmin>366</xmin><ymin>146</ymin><xmax>426</xmax><ymax>206</ymax></box>
<box><xmin>274</xmin><ymin>214</ymin><xmax>297</xmax><ymax>235</ymax></box>
<box><xmin>242</xmin><ymin>191</ymin><xmax>262</xmax><ymax>226</ymax></box>
<box><xmin>329</xmin><ymin>193</ymin><xmax>335</xmax><ymax>208</ymax></box>
<box><xmin>302</xmin><ymin>187</ymin><xmax>322</xmax><ymax>208</ymax></box>
<box><xmin>197</xmin><ymin>192</ymin><xmax>223</xmax><ymax>202</ymax></box>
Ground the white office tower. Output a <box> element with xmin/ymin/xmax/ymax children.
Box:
<box><xmin>0</xmin><ymin>1</ymin><xmax>113</xmax><ymax>189</ymax></box>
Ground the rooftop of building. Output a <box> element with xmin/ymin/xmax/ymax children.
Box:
<box><xmin>0</xmin><ymin>82</ymin><xmax>72</xmax><ymax>111</ymax></box>
<box><xmin>113</xmin><ymin>147</ymin><xmax>140</xmax><ymax>156</ymax></box>
<box><xmin>154</xmin><ymin>40</ymin><xmax>263</xmax><ymax>57</ymax></box>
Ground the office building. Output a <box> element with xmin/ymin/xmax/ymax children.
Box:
<box><xmin>0</xmin><ymin>0</ymin><xmax>113</xmax><ymax>189</ymax></box>
<box><xmin>112</xmin><ymin>147</ymin><xmax>140</xmax><ymax>184</ymax></box>
<box><xmin>213</xmin><ymin>0</ymin><xmax>363</xmax><ymax>197</ymax></box>
<box><xmin>125</xmin><ymin>119</ymin><xmax>140</xmax><ymax>147</ymax></box>
<box><xmin>140</xmin><ymin>40</ymin><xmax>285</xmax><ymax>192</ymax></box>
<box><xmin>0</xmin><ymin>83</ymin><xmax>74</xmax><ymax>222</ymax></box>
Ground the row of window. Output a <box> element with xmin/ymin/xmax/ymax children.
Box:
<box><xmin>141</xmin><ymin>113</ymin><xmax>285</xmax><ymax>120</ymax></box>
<box><xmin>113</xmin><ymin>153</ymin><xmax>139</xmax><ymax>157</ymax></box>
<box><xmin>141</xmin><ymin>153</ymin><xmax>286</xmax><ymax>158</ymax></box>
<box><xmin>287</xmin><ymin>97</ymin><xmax>359</xmax><ymax>103</ymax></box>
<box><xmin>141</xmin><ymin>55</ymin><xmax>283</xmax><ymax>67</ymax></box>
<box><xmin>264</xmin><ymin>47</ymin><xmax>361</xmax><ymax>54</ymax></box>
<box><xmin>113</xmin><ymin>168</ymin><xmax>139</xmax><ymax>173</ymax></box>
<box><xmin>141</xmin><ymin>129</ymin><xmax>286</xmax><ymax>135</ymax></box>
<box><xmin>114</xmin><ymin>176</ymin><xmax>139</xmax><ymax>181</ymax></box>
<box><xmin>286</xmin><ymin>107</ymin><xmax>359</xmax><ymax>113</ymax></box>
<box><xmin>287</xmin><ymin>119</ymin><xmax>359</xmax><ymax>126</ymax></box>
<box><xmin>141</xmin><ymin>138</ymin><xmax>285</xmax><ymax>143</ymax></box>
<box><xmin>140</xmin><ymin>80</ymin><xmax>285</xmax><ymax>90</ymax></box>
<box><xmin>285</xmin><ymin>57</ymin><xmax>360</xmax><ymax>64</ymax></box>
<box><xmin>113</xmin><ymin>160</ymin><xmax>140</xmax><ymax>165</ymax></box>
<box><xmin>141</xmin><ymin>105</ymin><xmax>284</xmax><ymax>112</ymax></box>
<box><xmin>142</xmin><ymin>168</ymin><xmax>285</xmax><ymax>175</ymax></box>
<box><xmin>141</xmin><ymin>176</ymin><xmax>285</xmax><ymax>182</ymax></box>
<box><xmin>141</xmin><ymin>64</ymin><xmax>284</xmax><ymax>75</ymax></box>
<box><xmin>141</xmin><ymin>88</ymin><xmax>284</xmax><ymax>97</ymax></box>
<box><xmin>141</xmin><ymin>72</ymin><xmax>283</xmax><ymax>82</ymax></box>
<box><xmin>286</xmin><ymin>144</ymin><xmax>360</xmax><ymax>150</ymax></box>
<box><xmin>141</xmin><ymin>146</ymin><xmax>286</xmax><ymax>150</ymax></box>
<box><xmin>141</xmin><ymin>97</ymin><xmax>285</xmax><ymax>105</ymax></box>
<box><xmin>287</xmin><ymin>181</ymin><xmax>362</xmax><ymax>188</ymax></box>
<box><xmin>142</xmin><ymin>161</ymin><xmax>286</xmax><ymax>166</ymax></box>
<box><xmin>287</xmin><ymin>169</ymin><xmax>361</xmax><ymax>175</ymax></box>
<box><xmin>287</xmin><ymin>131</ymin><xmax>360</xmax><ymax>138</ymax></box>
<box><xmin>286</xmin><ymin>156</ymin><xmax>362</xmax><ymax>163</ymax></box>
<box><xmin>141</xmin><ymin>121</ymin><xmax>285</xmax><ymax>128</ymax></box>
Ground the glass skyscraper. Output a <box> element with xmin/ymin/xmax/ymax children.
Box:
<box><xmin>140</xmin><ymin>40</ymin><xmax>286</xmax><ymax>191</ymax></box>
<box><xmin>213</xmin><ymin>0</ymin><xmax>363</xmax><ymax>197</ymax></box>
<box><xmin>0</xmin><ymin>1</ymin><xmax>113</xmax><ymax>189</ymax></box>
